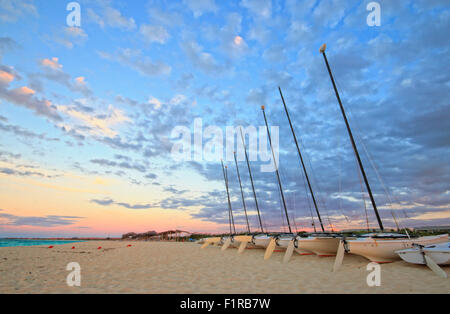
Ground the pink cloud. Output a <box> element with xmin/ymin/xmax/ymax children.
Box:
<box><xmin>40</xmin><ymin>57</ymin><xmax>62</xmax><ymax>70</ymax></box>
<box><xmin>0</xmin><ymin>70</ymin><xmax>14</xmax><ymax>84</ymax></box>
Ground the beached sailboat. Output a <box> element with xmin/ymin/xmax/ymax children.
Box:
<box><xmin>235</xmin><ymin>128</ymin><xmax>269</xmax><ymax>253</ymax></box>
<box><xmin>396</xmin><ymin>242</ymin><xmax>449</xmax><ymax>278</ymax></box>
<box><xmin>277</xmin><ymin>86</ymin><xmax>344</xmax><ymax>259</ymax></box>
<box><xmin>228</xmin><ymin>151</ymin><xmax>258</xmax><ymax>251</ymax></box>
<box><xmin>220</xmin><ymin>160</ymin><xmax>240</xmax><ymax>250</ymax></box>
<box><xmin>316</xmin><ymin>43</ymin><xmax>448</xmax><ymax>268</ymax></box>
<box><xmin>260</xmin><ymin>105</ymin><xmax>298</xmax><ymax>260</ymax></box>
<box><xmin>201</xmin><ymin>161</ymin><xmax>236</xmax><ymax>249</ymax></box>
<box><xmin>396</xmin><ymin>241</ymin><xmax>450</xmax><ymax>266</ymax></box>
<box><xmin>341</xmin><ymin>233</ymin><xmax>449</xmax><ymax>263</ymax></box>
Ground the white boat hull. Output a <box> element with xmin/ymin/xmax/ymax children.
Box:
<box><xmin>348</xmin><ymin>234</ymin><xmax>448</xmax><ymax>263</ymax></box>
<box><xmin>253</xmin><ymin>235</ymin><xmax>285</xmax><ymax>251</ymax></box>
<box><xmin>277</xmin><ymin>237</ymin><xmax>312</xmax><ymax>255</ymax></box>
<box><xmin>396</xmin><ymin>242</ymin><xmax>450</xmax><ymax>265</ymax></box>
<box><xmin>221</xmin><ymin>236</ymin><xmax>240</xmax><ymax>248</ymax></box>
<box><xmin>252</xmin><ymin>236</ymin><xmax>271</xmax><ymax>248</ymax></box>
<box><xmin>231</xmin><ymin>236</ymin><xmax>258</xmax><ymax>249</ymax></box>
<box><xmin>297</xmin><ymin>237</ymin><xmax>340</xmax><ymax>256</ymax></box>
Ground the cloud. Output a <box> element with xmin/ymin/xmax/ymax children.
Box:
<box><xmin>240</xmin><ymin>0</ymin><xmax>272</xmax><ymax>19</ymax></box>
<box><xmin>182</xmin><ymin>41</ymin><xmax>226</xmax><ymax>74</ymax></box>
<box><xmin>0</xmin><ymin>37</ymin><xmax>19</xmax><ymax>59</ymax></box>
<box><xmin>36</xmin><ymin>57</ymin><xmax>93</xmax><ymax>96</ymax></box>
<box><xmin>245</xmin><ymin>87</ymin><xmax>267</xmax><ymax>106</ymax></box>
<box><xmin>64</xmin><ymin>27</ymin><xmax>87</xmax><ymax>39</ymax></box>
<box><xmin>41</xmin><ymin>57</ymin><xmax>63</xmax><ymax>70</ymax></box>
<box><xmin>0</xmin><ymin>69</ymin><xmax>15</xmax><ymax>84</ymax></box>
<box><xmin>0</xmin><ymin>150</ymin><xmax>21</xmax><ymax>160</ymax></box>
<box><xmin>0</xmin><ymin>167</ymin><xmax>46</xmax><ymax>177</ymax></box>
<box><xmin>183</xmin><ymin>0</ymin><xmax>217</xmax><ymax>18</ymax></box>
<box><xmin>0</xmin><ymin>120</ymin><xmax>59</xmax><ymax>142</ymax></box>
<box><xmin>0</xmin><ymin>211</ymin><xmax>83</xmax><ymax>227</ymax></box>
<box><xmin>148</xmin><ymin>97</ymin><xmax>162</xmax><ymax>109</ymax></box>
<box><xmin>58</xmin><ymin>104</ymin><xmax>130</xmax><ymax>137</ymax></box>
<box><xmin>90</xmin><ymin>198</ymin><xmax>153</xmax><ymax>210</ymax></box>
<box><xmin>140</xmin><ymin>25</ymin><xmax>170</xmax><ymax>44</ymax></box>
<box><xmin>90</xmin><ymin>158</ymin><xmax>147</xmax><ymax>173</ymax></box>
<box><xmin>57</xmin><ymin>27</ymin><xmax>88</xmax><ymax>49</ymax></box>
<box><xmin>0</xmin><ymin>0</ymin><xmax>37</xmax><ymax>23</ymax></box>
<box><xmin>98</xmin><ymin>48</ymin><xmax>171</xmax><ymax>76</ymax></box>
<box><xmin>87</xmin><ymin>5</ymin><xmax>136</xmax><ymax>30</ymax></box>
<box><xmin>0</xmin><ymin>67</ymin><xmax>62</xmax><ymax>121</ymax></box>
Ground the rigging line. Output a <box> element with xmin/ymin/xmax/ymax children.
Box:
<box><xmin>355</xmin><ymin>155</ymin><xmax>371</xmax><ymax>232</ymax></box>
<box><xmin>278</xmin><ymin>185</ymin><xmax>287</xmax><ymax>233</ymax></box>
<box><xmin>339</xmin><ymin>99</ymin><xmax>406</xmax><ymax>235</ymax></box>
<box><xmin>337</xmin><ymin>142</ymin><xmax>350</xmax><ymax>224</ymax></box>
<box><xmin>278</xmin><ymin>87</ymin><xmax>325</xmax><ymax>232</ymax></box>
<box><xmin>292</xmin><ymin>191</ymin><xmax>299</xmax><ymax>232</ymax></box>
<box><xmin>302</xmin><ymin>171</ymin><xmax>317</xmax><ymax>231</ymax></box>
<box><xmin>321</xmin><ymin>49</ymin><xmax>384</xmax><ymax>231</ymax></box>
<box><xmin>224</xmin><ymin>163</ymin><xmax>236</xmax><ymax>234</ymax></box>
<box><xmin>221</xmin><ymin>160</ymin><xmax>232</xmax><ymax>235</ymax></box>
<box><xmin>233</xmin><ymin>151</ymin><xmax>251</xmax><ymax>233</ymax></box>
<box><xmin>240</xmin><ymin>127</ymin><xmax>265</xmax><ymax>233</ymax></box>
<box><xmin>299</xmin><ymin>139</ymin><xmax>335</xmax><ymax>231</ymax></box>
<box><xmin>280</xmin><ymin>164</ymin><xmax>299</xmax><ymax>233</ymax></box>
<box><xmin>261</xmin><ymin>105</ymin><xmax>292</xmax><ymax>233</ymax></box>
<box><xmin>332</xmin><ymin>65</ymin><xmax>407</xmax><ymax>233</ymax></box>
<box><xmin>355</xmin><ymin>130</ymin><xmax>410</xmax><ymax>222</ymax></box>
<box><xmin>297</xmin><ymin>145</ymin><xmax>317</xmax><ymax>231</ymax></box>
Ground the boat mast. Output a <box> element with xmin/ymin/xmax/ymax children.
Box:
<box><xmin>233</xmin><ymin>152</ymin><xmax>251</xmax><ymax>234</ymax></box>
<box><xmin>278</xmin><ymin>86</ymin><xmax>325</xmax><ymax>232</ymax></box>
<box><xmin>261</xmin><ymin>105</ymin><xmax>292</xmax><ymax>233</ymax></box>
<box><xmin>221</xmin><ymin>160</ymin><xmax>236</xmax><ymax>234</ymax></box>
<box><xmin>319</xmin><ymin>44</ymin><xmax>384</xmax><ymax>231</ymax></box>
<box><xmin>239</xmin><ymin>128</ymin><xmax>265</xmax><ymax>233</ymax></box>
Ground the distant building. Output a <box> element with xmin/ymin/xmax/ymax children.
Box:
<box><xmin>414</xmin><ymin>226</ymin><xmax>450</xmax><ymax>233</ymax></box>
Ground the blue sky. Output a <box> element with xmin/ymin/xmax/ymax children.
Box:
<box><xmin>0</xmin><ymin>0</ymin><xmax>449</xmax><ymax>237</ymax></box>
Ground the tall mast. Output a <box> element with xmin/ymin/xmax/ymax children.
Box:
<box><xmin>319</xmin><ymin>44</ymin><xmax>384</xmax><ymax>231</ymax></box>
<box><xmin>240</xmin><ymin>128</ymin><xmax>265</xmax><ymax>233</ymax></box>
<box><xmin>261</xmin><ymin>106</ymin><xmax>292</xmax><ymax>233</ymax></box>
<box><xmin>278</xmin><ymin>87</ymin><xmax>325</xmax><ymax>232</ymax></box>
<box><xmin>233</xmin><ymin>152</ymin><xmax>251</xmax><ymax>233</ymax></box>
<box><xmin>221</xmin><ymin>160</ymin><xmax>236</xmax><ymax>234</ymax></box>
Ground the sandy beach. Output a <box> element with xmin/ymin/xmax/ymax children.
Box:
<box><xmin>0</xmin><ymin>240</ymin><xmax>448</xmax><ymax>294</ymax></box>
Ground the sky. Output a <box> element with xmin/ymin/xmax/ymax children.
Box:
<box><xmin>0</xmin><ymin>0</ymin><xmax>449</xmax><ymax>238</ymax></box>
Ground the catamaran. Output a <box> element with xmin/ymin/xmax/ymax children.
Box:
<box><xmin>396</xmin><ymin>242</ymin><xmax>449</xmax><ymax>278</ymax></box>
<box><xmin>226</xmin><ymin>151</ymin><xmax>258</xmax><ymax>251</ymax></box>
<box><xmin>201</xmin><ymin>160</ymin><xmax>236</xmax><ymax>249</ymax></box>
<box><xmin>314</xmin><ymin>43</ymin><xmax>448</xmax><ymax>269</ymax></box>
<box><xmin>277</xmin><ymin>86</ymin><xmax>348</xmax><ymax>259</ymax></box>
<box><xmin>258</xmin><ymin>105</ymin><xmax>300</xmax><ymax>261</ymax></box>
<box><xmin>234</xmin><ymin>127</ymin><xmax>271</xmax><ymax>252</ymax></box>
<box><xmin>396</xmin><ymin>241</ymin><xmax>450</xmax><ymax>266</ymax></box>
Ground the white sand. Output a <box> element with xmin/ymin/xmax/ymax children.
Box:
<box><xmin>0</xmin><ymin>241</ymin><xmax>448</xmax><ymax>293</ymax></box>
